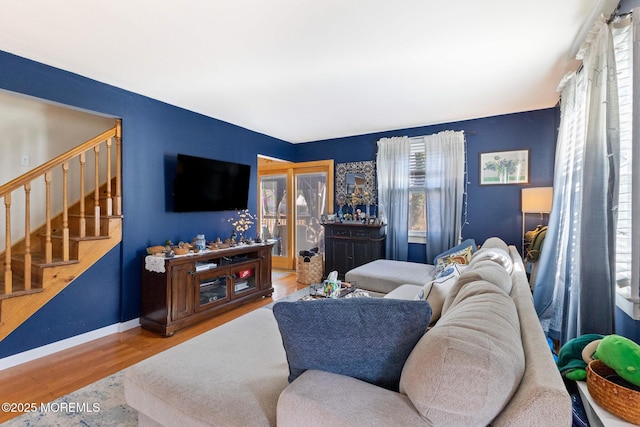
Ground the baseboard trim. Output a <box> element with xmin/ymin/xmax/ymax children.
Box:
<box><xmin>0</xmin><ymin>318</ymin><xmax>141</xmax><ymax>371</ymax></box>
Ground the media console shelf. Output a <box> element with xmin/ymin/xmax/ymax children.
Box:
<box><xmin>141</xmin><ymin>242</ymin><xmax>275</xmax><ymax>336</ymax></box>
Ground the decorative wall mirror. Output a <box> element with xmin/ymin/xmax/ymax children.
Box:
<box><xmin>335</xmin><ymin>161</ymin><xmax>377</xmax><ymax>217</ymax></box>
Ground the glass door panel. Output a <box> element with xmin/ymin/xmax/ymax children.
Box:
<box><xmin>231</xmin><ymin>262</ymin><xmax>258</xmax><ymax>298</ymax></box>
<box><xmin>295</xmin><ymin>172</ymin><xmax>328</xmax><ymax>256</ymax></box>
<box><xmin>195</xmin><ymin>272</ymin><xmax>229</xmax><ymax>311</ymax></box>
<box><xmin>259</xmin><ymin>173</ymin><xmax>290</xmax><ymax>268</ymax></box>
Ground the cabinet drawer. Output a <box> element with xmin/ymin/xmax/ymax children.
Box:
<box><xmin>333</xmin><ymin>229</ymin><xmax>351</xmax><ymax>238</ymax></box>
<box><xmin>330</xmin><ymin>228</ymin><xmax>370</xmax><ymax>239</ymax></box>
<box><xmin>351</xmin><ymin>229</ymin><xmax>370</xmax><ymax>239</ymax></box>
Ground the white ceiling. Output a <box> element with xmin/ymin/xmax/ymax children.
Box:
<box><xmin>0</xmin><ymin>0</ymin><xmax>607</xmax><ymax>143</ymax></box>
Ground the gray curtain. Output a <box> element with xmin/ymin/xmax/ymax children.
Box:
<box><xmin>424</xmin><ymin>131</ymin><xmax>465</xmax><ymax>263</ymax></box>
<box><xmin>533</xmin><ymin>16</ymin><xmax>619</xmax><ymax>343</ymax></box>
<box><xmin>376</xmin><ymin>136</ymin><xmax>410</xmax><ymax>261</ymax></box>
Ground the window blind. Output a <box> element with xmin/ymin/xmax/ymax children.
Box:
<box><xmin>612</xmin><ymin>20</ymin><xmax>634</xmax><ymax>295</ymax></box>
<box><xmin>409</xmin><ymin>137</ymin><xmax>426</xmax><ymax>188</ymax></box>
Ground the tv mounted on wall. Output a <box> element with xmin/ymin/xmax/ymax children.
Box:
<box><xmin>173</xmin><ymin>154</ymin><xmax>251</xmax><ymax>212</ymax></box>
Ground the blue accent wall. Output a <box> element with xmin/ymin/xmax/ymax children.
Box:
<box><xmin>0</xmin><ymin>50</ymin><xmax>294</xmax><ymax>358</ymax></box>
<box><xmin>617</xmin><ymin>307</ymin><xmax>640</xmax><ymax>343</ymax></box>
<box><xmin>295</xmin><ymin>108</ymin><xmax>558</xmax><ymax>262</ymax></box>
<box><xmin>620</xmin><ymin>0</ymin><xmax>640</xmax><ymax>13</ymax></box>
<box><xmin>3</xmin><ymin>47</ymin><xmax>634</xmax><ymax>356</ymax></box>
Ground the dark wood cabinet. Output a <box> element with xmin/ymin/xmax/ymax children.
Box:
<box><xmin>141</xmin><ymin>242</ymin><xmax>274</xmax><ymax>336</ymax></box>
<box><xmin>323</xmin><ymin>223</ymin><xmax>386</xmax><ymax>280</ymax></box>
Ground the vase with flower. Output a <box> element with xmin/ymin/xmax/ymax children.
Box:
<box><xmin>336</xmin><ymin>194</ymin><xmax>346</xmax><ymax>219</ymax></box>
<box><xmin>228</xmin><ymin>209</ymin><xmax>255</xmax><ymax>244</ymax></box>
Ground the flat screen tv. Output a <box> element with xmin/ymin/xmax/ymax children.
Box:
<box><xmin>173</xmin><ymin>154</ymin><xmax>251</xmax><ymax>212</ymax></box>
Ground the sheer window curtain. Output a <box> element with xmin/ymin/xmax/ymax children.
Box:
<box><xmin>423</xmin><ymin>131</ymin><xmax>466</xmax><ymax>263</ymax></box>
<box><xmin>376</xmin><ymin>136</ymin><xmax>411</xmax><ymax>260</ymax></box>
<box><xmin>533</xmin><ymin>16</ymin><xmax>620</xmax><ymax>343</ymax></box>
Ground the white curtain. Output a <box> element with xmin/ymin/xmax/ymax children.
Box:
<box><xmin>533</xmin><ymin>16</ymin><xmax>619</xmax><ymax>343</ymax></box>
<box><xmin>423</xmin><ymin>131</ymin><xmax>466</xmax><ymax>263</ymax></box>
<box><xmin>376</xmin><ymin>136</ymin><xmax>411</xmax><ymax>260</ymax></box>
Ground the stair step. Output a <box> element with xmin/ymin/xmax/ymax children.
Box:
<box><xmin>0</xmin><ymin>288</ymin><xmax>44</xmax><ymax>300</ymax></box>
<box><xmin>68</xmin><ymin>213</ymin><xmax>124</xmax><ymax>219</ymax></box>
<box><xmin>0</xmin><ymin>276</ymin><xmax>44</xmax><ymax>300</ymax></box>
<box><xmin>12</xmin><ymin>253</ymin><xmax>80</xmax><ymax>268</ymax></box>
<box><xmin>66</xmin><ymin>213</ymin><xmax>123</xmax><ymax>236</ymax></box>
<box><xmin>49</xmin><ymin>234</ymin><xmax>111</xmax><ymax>242</ymax></box>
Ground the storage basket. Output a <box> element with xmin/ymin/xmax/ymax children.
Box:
<box><xmin>296</xmin><ymin>255</ymin><xmax>323</xmax><ymax>285</ymax></box>
<box><xmin>586</xmin><ymin>359</ymin><xmax>640</xmax><ymax>424</ymax></box>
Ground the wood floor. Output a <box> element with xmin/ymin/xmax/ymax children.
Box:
<box><xmin>0</xmin><ymin>270</ymin><xmax>303</xmax><ymax>424</ymax></box>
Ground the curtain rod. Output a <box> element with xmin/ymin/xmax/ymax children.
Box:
<box><xmin>568</xmin><ymin>0</ymin><xmax>619</xmax><ymax>59</ymax></box>
<box><xmin>409</xmin><ymin>130</ymin><xmax>476</xmax><ymax>140</ymax></box>
<box><xmin>608</xmin><ymin>10</ymin><xmax>632</xmax><ymax>24</ymax></box>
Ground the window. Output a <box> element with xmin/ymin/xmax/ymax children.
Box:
<box><xmin>611</xmin><ymin>16</ymin><xmax>640</xmax><ymax>318</ymax></box>
<box><xmin>407</xmin><ymin>134</ymin><xmax>467</xmax><ymax>245</ymax></box>
<box><xmin>409</xmin><ymin>138</ymin><xmax>426</xmax><ymax>243</ymax></box>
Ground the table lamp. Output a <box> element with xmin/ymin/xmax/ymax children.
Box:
<box><xmin>521</xmin><ymin>187</ymin><xmax>553</xmax><ymax>255</ymax></box>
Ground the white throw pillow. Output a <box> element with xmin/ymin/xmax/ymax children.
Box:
<box><xmin>414</xmin><ymin>263</ymin><xmax>464</xmax><ymax>323</ymax></box>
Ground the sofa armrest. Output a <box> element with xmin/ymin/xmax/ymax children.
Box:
<box><xmin>277</xmin><ymin>370</ymin><xmax>427</xmax><ymax>427</ymax></box>
<box><xmin>491</xmin><ymin>249</ymin><xmax>572</xmax><ymax>426</ymax></box>
<box><xmin>384</xmin><ymin>284</ymin><xmax>422</xmax><ymax>300</ymax></box>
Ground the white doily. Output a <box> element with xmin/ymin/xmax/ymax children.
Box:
<box><xmin>145</xmin><ymin>255</ymin><xmax>166</xmax><ymax>273</ymax></box>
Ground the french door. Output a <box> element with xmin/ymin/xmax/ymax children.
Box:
<box><xmin>258</xmin><ymin>160</ymin><xmax>334</xmax><ymax>270</ymax></box>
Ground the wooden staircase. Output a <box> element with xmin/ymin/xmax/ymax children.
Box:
<box><xmin>0</xmin><ymin>121</ymin><xmax>122</xmax><ymax>342</ymax></box>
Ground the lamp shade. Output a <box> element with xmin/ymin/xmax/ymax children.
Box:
<box><xmin>521</xmin><ymin>187</ymin><xmax>553</xmax><ymax>213</ymax></box>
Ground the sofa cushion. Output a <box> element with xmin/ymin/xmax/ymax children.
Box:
<box><xmin>345</xmin><ymin>259</ymin><xmax>436</xmax><ymax>294</ymax></box>
<box><xmin>434</xmin><ymin>239</ymin><xmax>476</xmax><ymax>274</ymax></box>
<box><xmin>441</xmin><ymin>259</ymin><xmax>513</xmax><ymax>316</ymax></box>
<box><xmin>277</xmin><ymin>370</ymin><xmax>429</xmax><ymax>427</ymax></box>
<box><xmin>460</xmin><ymin>259</ymin><xmax>512</xmax><ymax>293</ymax></box>
<box><xmin>468</xmin><ymin>246</ymin><xmax>514</xmax><ymax>274</ymax></box>
<box><xmin>414</xmin><ymin>263</ymin><xmax>464</xmax><ymax>323</ymax></box>
<box><xmin>124</xmin><ymin>307</ymin><xmax>289</xmax><ymax>427</ymax></box>
<box><xmin>399</xmin><ymin>281</ymin><xmax>525</xmax><ymax>426</ymax></box>
<box><xmin>385</xmin><ymin>284</ymin><xmax>423</xmax><ymax>300</ymax></box>
<box><xmin>480</xmin><ymin>236</ymin><xmax>510</xmax><ymax>253</ymax></box>
<box><xmin>273</xmin><ymin>298</ymin><xmax>432</xmax><ymax>391</ymax></box>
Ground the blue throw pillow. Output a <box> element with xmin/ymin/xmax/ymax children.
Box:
<box><xmin>272</xmin><ymin>298</ymin><xmax>432</xmax><ymax>391</ymax></box>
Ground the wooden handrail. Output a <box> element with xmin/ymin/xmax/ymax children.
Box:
<box><xmin>0</xmin><ymin>125</ymin><xmax>118</xmax><ymax>198</ymax></box>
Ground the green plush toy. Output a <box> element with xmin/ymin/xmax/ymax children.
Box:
<box><xmin>556</xmin><ymin>334</ymin><xmax>604</xmax><ymax>381</ymax></box>
<box><xmin>594</xmin><ymin>334</ymin><xmax>640</xmax><ymax>387</ymax></box>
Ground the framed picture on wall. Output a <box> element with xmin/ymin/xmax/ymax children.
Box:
<box><xmin>479</xmin><ymin>149</ymin><xmax>529</xmax><ymax>185</ymax></box>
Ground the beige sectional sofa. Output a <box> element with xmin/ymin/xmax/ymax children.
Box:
<box><xmin>124</xmin><ymin>237</ymin><xmax>571</xmax><ymax>426</ymax></box>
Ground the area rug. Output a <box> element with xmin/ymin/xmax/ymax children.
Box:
<box><xmin>2</xmin><ymin>371</ymin><xmax>136</xmax><ymax>427</ymax></box>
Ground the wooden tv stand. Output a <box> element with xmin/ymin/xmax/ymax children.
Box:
<box><xmin>140</xmin><ymin>242</ymin><xmax>275</xmax><ymax>336</ymax></box>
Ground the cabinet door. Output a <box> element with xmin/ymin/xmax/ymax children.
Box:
<box><xmin>353</xmin><ymin>239</ymin><xmax>372</xmax><ymax>269</ymax></box>
<box><xmin>194</xmin><ymin>269</ymin><xmax>230</xmax><ymax>312</ymax></box>
<box><xmin>171</xmin><ymin>263</ymin><xmax>195</xmax><ymax>321</ymax></box>
<box><xmin>258</xmin><ymin>246</ymin><xmax>273</xmax><ymax>290</ymax></box>
<box><xmin>231</xmin><ymin>261</ymin><xmax>259</xmax><ymax>299</ymax></box>
<box><xmin>332</xmin><ymin>239</ymin><xmax>352</xmax><ymax>277</ymax></box>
